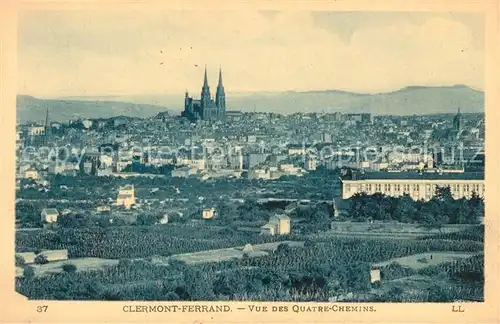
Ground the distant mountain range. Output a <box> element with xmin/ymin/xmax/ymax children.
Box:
<box><xmin>16</xmin><ymin>95</ymin><xmax>168</xmax><ymax>123</ymax></box>
<box><xmin>17</xmin><ymin>85</ymin><xmax>483</xmax><ymax>122</ymax></box>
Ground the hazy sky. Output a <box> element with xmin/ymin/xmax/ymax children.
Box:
<box><xmin>18</xmin><ymin>10</ymin><xmax>484</xmax><ymax>97</ymax></box>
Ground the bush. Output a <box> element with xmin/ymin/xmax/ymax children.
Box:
<box><xmin>34</xmin><ymin>254</ymin><xmax>49</xmax><ymax>265</ymax></box>
<box><xmin>62</xmin><ymin>263</ymin><xmax>77</xmax><ymax>273</ymax></box>
<box><xmin>15</xmin><ymin>255</ymin><xmax>25</xmax><ymax>267</ymax></box>
<box><xmin>165</xmin><ymin>292</ymin><xmax>180</xmax><ymax>300</ymax></box>
<box><xmin>23</xmin><ymin>266</ymin><xmax>35</xmax><ymax>279</ymax></box>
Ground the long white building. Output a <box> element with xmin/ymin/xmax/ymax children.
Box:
<box><xmin>340</xmin><ymin>170</ymin><xmax>484</xmax><ymax>201</ymax></box>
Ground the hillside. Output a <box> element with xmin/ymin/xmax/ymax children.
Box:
<box><xmin>72</xmin><ymin>85</ymin><xmax>483</xmax><ymax>116</ymax></box>
<box><xmin>18</xmin><ymin>85</ymin><xmax>484</xmax><ymax>121</ymax></box>
<box><xmin>16</xmin><ymin>95</ymin><xmax>168</xmax><ymax>123</ymax></box>
<box><xmin>224</xmin><ymin>85</ymin><xmax>484</xmax><ymax>115</ymax></box>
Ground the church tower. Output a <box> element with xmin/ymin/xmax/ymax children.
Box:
<box><xmin>215</xmin><ymin>66</ymin><xmax>226</xmax><ymax>114</ymax></box>
<box><xmin>201</xmin><ymin>65</ymin><xmax>211</xmax><ymax>109</ymax></box>
<box><xmin>453</xmin><ymin>107</ymin><xmax>463</xmax><ymax>132</ymax></box>
<box><xmin>44</xmin><ymin>107</ymin><xmax>50</xmax><ymax>145</ymax></box>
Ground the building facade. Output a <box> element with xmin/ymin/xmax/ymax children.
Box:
<box><xmin>261</xmin><ymin>214</ymin><xmax>291</xmax><ymax>235</ymax></box>
<box><xmin>340</xmin><ymin>170</ymin><xmax>484</xmax><ymax>201</ymax></box>
<box><xmin>41</xmin><ymin>208</ymin><xmax>59</xmax><ymax>223</ymax></box>
<box><xmin>202</xmin><ymin>208</ymin><xmax>216</xmax><ymax>219</ymax></box>
<box><xmin>116</xmin><ymin>185</ymin><xmax>135</xmax><ymax>209</ymax></box>
<box><xmin>182</xmin><ymin>66</ymin><xmax>226</xmax><ymax>121</ymax></box>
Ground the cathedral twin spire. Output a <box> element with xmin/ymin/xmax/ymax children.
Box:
<box><xmin>201</xmin><ymin>65</ymin><xmax>224</xmax><ymax>91</ymax></box>
<box><xmin>201</xmin><ymin>65</ymin><xmax>225</xmax><ymax>110</ymax></box>
<box><xmin>183</xmin><ymin>65</ymin><xmax>226</xmax><ymax>121</ymax></box>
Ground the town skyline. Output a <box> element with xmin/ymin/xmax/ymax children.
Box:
<box><xmin>18</xmin><ymin>11</ymin><xmax>484</xmax><ymax>98</ymax></box>
<box><xmin>6</xmin><ymin>0</ymin><xmax>492</xmax><ymax>314</ymax></box>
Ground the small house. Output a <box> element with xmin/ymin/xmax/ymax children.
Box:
<box><xmin>96</xmin><ymin>205</ymin><xmax>111</xmax><ymax>213</ymax></box>
<box><xmin>24</xmin><ymin>168</ymin><xmax>39</xmax><ymax>180</ymax></box>
<box><xmin>260</xmin><ymin>223</ymin><xmax>277</xmax><ymax>236</ymax></box>
<box><xmin>41</xmin><ymin>208</ymin><xmax>59</xmax><ymax>223</ymax></box>
<box><xmin>202</xmin><ymin>208</ymin><xmax>216</xmax><ymax>219</ymax></box>
<box><xmin>269</xmin><ymin>214</ymin><xmax>291</xmax><ymax>235</ymax></box>
<box><xmin>370</xmin><ymin>267</ymin><xmax>381</xmax><ymax>283</ymax></box>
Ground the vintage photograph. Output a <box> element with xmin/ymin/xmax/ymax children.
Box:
<box><xmin>14</xmin><ymin>9</ymin><xmax>485</xmax><ymax>303</ymax></box>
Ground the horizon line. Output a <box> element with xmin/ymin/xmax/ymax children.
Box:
<box><xmin>18</xmin><ymin>83</ymin><xmax>484</xmax><ymax>100</ymax></box>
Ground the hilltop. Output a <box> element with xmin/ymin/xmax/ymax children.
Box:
<box><xmin>17</xmin><ymin>85</ymin><xmax>483</xmax><ymax>122</ymax></box>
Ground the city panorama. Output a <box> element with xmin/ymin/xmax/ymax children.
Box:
<box><xmin>15</xmin><ymin>10</ymin><xmax>485</xmax><ymax>302</ymax></box>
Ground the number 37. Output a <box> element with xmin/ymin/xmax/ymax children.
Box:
<box><xmin>37</xmin><ymin>305</ymin><xmax>48</xmax><ymax>313</ymax></box>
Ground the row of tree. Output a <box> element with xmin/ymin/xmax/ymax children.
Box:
<box><xmin>345</xmin><ymin>187</ymin><xmax>484</xmax><ymax>226</ymax></box>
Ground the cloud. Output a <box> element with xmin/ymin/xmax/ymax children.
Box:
<box><xmin>17</xmin><ymin>11</ymin><xmax>484</xmax><ymax>97</ymax></box>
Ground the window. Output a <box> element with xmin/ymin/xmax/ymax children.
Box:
<box><xmin>414</xmin><ymin>184</ymin><xmax>419</xmax><ymax>191</ymax></box>
<box><xmin>384</xmin><ymin>184</ymin><xmax>391</xmax><ymax>192</ymax></box>
<box><xmin>345</xmin><ymin>184</ymin><xmax>351</xmax><ymax>192</ymax></box>
<box><xmin>375</xmin><ymin>184</ymin><xmax>382</xmax><ymax>192</ymax></box>
<box><xmin>367</xmin><ymin>184</ymin><xmax>372</xmax><ymax>192</ymax></box>
<box><xmin>404</xmin><ymin>184</ymin><xmax>410</xmax><ymax>192</ymax></box>
<box><xmin>464</xmin><ymin>184</ymin><xmax>469</xmax><ymax>192</ymax></box>
<box><xmin>395</xmin><ymin>184</ymin><xmax>400</xmax><ymax>191</ymax></box>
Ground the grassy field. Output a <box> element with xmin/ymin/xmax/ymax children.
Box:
<box><xmin>15</xmin><ymin>224</ymin><xmax>288</xmax><ymax>259</ymax></box>
<box><xmin>21</xmin><ymin>258</ymin><xmax>119</xmax><ymax>277</ymax></box>
<box><xmin>330</xmin><ymin>222</ymin><xmax>476</xmax><ymax>235</ymax></box>
<box><xmin>374</xmin><ymin>274</ymin><xmax>484</xmax><ymax>302</ymax></box>
<box><xmin>373</xmin><ymin>252</ymin><xmax>478</xmax><ymax>270</ymax></box>
<box><xmin>169</xmin><ymin>241</ymin><xmax>304</xmax><ymax>265</ymax></box>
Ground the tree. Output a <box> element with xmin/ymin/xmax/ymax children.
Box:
<box><xmin>15</xmin><ymin>255</ymin><xmax>25</xmax><ymax>267</ymax></box>
<box><xmin>58</xmin><ymin>214</ymin><xmax>80</xmax><ymax>228</ymax></box>
<box><xmin>184</xmin><ymin>268</ymin><xmax>214</xmax><ymax>300</ymax></box>
<box><xmin>213</xmin><ymin>272</ymin><xmax>246</xmax><ymax>297</ymax></box>
<box><xmin>393</xmin><ymin>195</ymin><xmax>418</xmax><ymax>223</ymax></box>
<box><xmin>173</xmin><ymin>286</ymin><xmax>191</xmax><ymax>300</ymax></box>
<box><xmin>275</xmin><ymin>243</ymin><xmax>291</xmax><ymax>255</ymax></box>
<box><xmin>435</xmin><ymin>186</ymin><xmax>453</xmax><ymax>201</ymax></box>
<box><xmin>118</xmin><ymin>259</ymin><xmax>132</xmax><ymax>268</ymax></box>
<box><xmin>452</xmin><ymin>199</ymin><xmax>470</xmax><ymax>224</ymax></box>
<box><xmin>468</xmin><ymin>193</ymin><xmax>484</xmax><ymax>223</ymax></box>
<box><xmin>62</xmin><ymin>263</ymin><xmax>77</xmax><ymax>273</ymax></box>
<box><xmin>136</xmin><ymin>213</ymin><xmax>161</xmax><ymax>226</ymax></box>
<box><xmin>165</xmin><ymin>292</ymin><xmax>180</xmax><ymax>300</ymax></box>
<box><xmin>23</xmin><ymin>266</ymin><xmax>35</xmax><ymax>280</ymax></box>
<box><xmin>16</xmin><ymin>201</ymin><xmax>42</xmax><ymax>226</ymax></box>
<box><xmin>35</xmin><ymin>254</ymin><xmax>49</xmax><ymax>265</ymax></box>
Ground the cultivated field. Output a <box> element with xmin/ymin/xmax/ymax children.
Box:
<box><xmin>373</xmin><ymin>252</ymin><xmax>479</xmax><ymax>270</ymax></box>
<box><xmin>330</xmin><ymin>222</ymin><xmax>476</xmax><ymax>235</ymax></box>
<box><xmin>24</xmin><ymin>258</ymin><xmax>119</xmax><ymax>276</ymax></box>
<box><xmin>168</xmin><ymin>241</ymin><xmax>304</xmax><ymax>265</ymax></box>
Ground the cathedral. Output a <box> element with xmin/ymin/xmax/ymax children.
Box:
<box><xmin>182</xmin><ymin>66</ymin><xmax>226</xmax><ymax>121</ymax></box>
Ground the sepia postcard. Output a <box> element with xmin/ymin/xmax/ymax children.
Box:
<box><xmin>0</xmin><ymin>0</ymin><xmax>499</xmax><ymax>323</ymax></box>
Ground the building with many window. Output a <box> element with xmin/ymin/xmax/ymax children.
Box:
<box><xmin>340</xmin><ymin>170</ymin><xmax>484</xmax><ymax>201</ymax></box>
<box><xmin>116</xmin><ymin>185</ymin><xmax>135</xmax><ymax>209</ymax></box>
